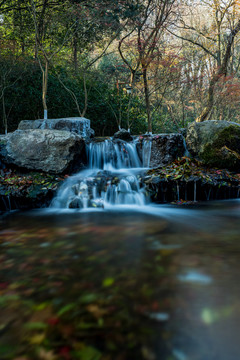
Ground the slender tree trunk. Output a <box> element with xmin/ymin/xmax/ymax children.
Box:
<box><xmin>56</xmin><ymin>72</ymin><xmax>81</xmax><ymax>116</ymax></box>
<box><xmin>142</xmin><ymin>67</ymin><xmax>152</xmax><ymax>133</ymax></box>
<box><xmin>73</xmin><ymin>36</ymin><xmax>78</xmax><ymax>73</ymax></box>
<box><xmin>118</xmin><ymin>92</ymin><xmax>122</xmax><ymax>130</ymax></box>
<box><xmin>126</xmin><ymin>71</ymin><xmax>136</xmax><ymax>131</ymax></box>
<box><xmin>42</xmin><ymin>60</ymin><xmax>49</xmax><ymax>119</ymax></box>
<box><xmin>21</xmin><ymin>42</ymin><xmax>25</xmax><ymax>54</ymax></box>
<box><xmin>2</xmin><ymin>92</ymin><xmax>7</xmax><ymax>134</ymax></box>
<box><xmin>196</xmin><ymin>75</ymin><xmax>217</xmax><ymax>122</ymax></box>
<box><xmin>81</xmin><ymin>72</ymin><xmax>88</xmax><ymax>117</ymax></box>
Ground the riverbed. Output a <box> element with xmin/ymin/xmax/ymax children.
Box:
<box><xmin>0</xmin><ymin>200</ymin><xmax>240</xmax><ymax>360</ymax></box>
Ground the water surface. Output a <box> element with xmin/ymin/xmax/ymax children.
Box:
<box><xmin>0</xmin><ymin>200</ymin><xmax>240</xmax><ymax>360</ymax></box>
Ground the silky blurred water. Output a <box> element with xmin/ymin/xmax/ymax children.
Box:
<box><xmin>0</xmin><ymin>200</ymin><xmax>240</xmax><ymax>360</ymax></box>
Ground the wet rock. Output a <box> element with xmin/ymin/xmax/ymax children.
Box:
<box><xmin>217</xmin><ymin>146</ymin><xmax>240</xmax><ymax>170</ymax></box>
<box><xmin>149</xmin><ymin>134</ymin><xmax>185</xmax><ymax>168</ymax></box>
<box><xmin>113</xmin><ymin>129</ymin><xmax>133</xmax><ymax>141</ymax></box>
<box><xmin>92</xmin><ymin>137</ymin><xmax>111</xmax><ymax>142</ymax></box>
<box><xmin>0</xmin><ymin>135</ymin><xmax>9</xmax><ymax>169</ymax></box>
<box><xmin>179</xmin><ymin>128</ymin><xmax>187</xmax><ymax>137</ymax></box>
<box><xmin>144</xmin><ymin>176</ymin><xmax>240</xmax><ymax>203</ymax></box>
<box><xmin>18</xmin><ymin>117</ymin><xmax>94</xmax><ymax>142</ymax></box>
<box><xmin>71</xmin><ymin>184</ymin><xmax>80</xmax><ymax>196</ymax></box>
<box><xmin>0</xmin><ymin>129</ymin><xmax>87</xmax><ymax>174</ymax></box>
<box><xmin>126</xmin><ymin>175</ymin><xmax>138</xmax><ymax>191</ymax></box>
<box><xmin>90</xmin><ymin>199</ymin><xmax>104</xmax><ymax>208</ymax></box>
<box><xmin>68</xmin><ymin>197</ymin><xmax>83</xmax><ymax>209</ymax></box>
<box><xmin>0</xmin><ymin>187</ymin><xmax>56</xmax><ymax>211</ymax></box>
<box><xmin>186</xmin><ymin>120</ymin><xmax>240</xmax><ymax>171</ymax></box>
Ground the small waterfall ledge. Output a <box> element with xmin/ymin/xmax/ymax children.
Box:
<box><xmin>1</xmin><ymin>132</ymin><xmax>239</xmax><ymax>212</ymax></box>
<box><xmin>51</xmin><ymin>139</ymin><xmax>149</xmax><ymax>210</ymax></box>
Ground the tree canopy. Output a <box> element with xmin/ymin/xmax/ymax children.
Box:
<box><xmin>1</xmin><ymin>0</ymin><xmax>240</xmax><ymax>134</ymax></box>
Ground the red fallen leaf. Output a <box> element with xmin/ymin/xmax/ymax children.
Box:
<box><xmin>58</xmin><ymin>346</ymin><xmax>71</xmax><ymax>359</ymax></box>
<box><xmin>47</xmin><ymin>317</ymin><xmax>59</xmax><ymax>325</ymax></box>
<box><xmin>0</xmin><ymin>282</ymin><xmax>8</xmax><ymax>289</ymax></box>
<box><xmin>151</xmin><ymin>301</ymin><xmax>160</xmax><ymax>311</ymax></box>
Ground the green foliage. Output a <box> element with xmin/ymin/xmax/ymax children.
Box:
<box><xmin>0</xmin><ymin>56</ymin><xmax>148</xmax><ymax>135</ymax></box>
<box><xmin>0</xmin><ymin>168</ymin><xmax>65</xmax><ymax>197</ymax></box>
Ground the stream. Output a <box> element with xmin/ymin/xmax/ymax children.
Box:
<box><xmin>0</xmin><ymin>200</ymin><xmax>240</xmax><ymax>359</ymax></box>
<box><xmin>0</xmin><ymin>139</ymin><xmax>240</xmax><ymax>359</ymax></box>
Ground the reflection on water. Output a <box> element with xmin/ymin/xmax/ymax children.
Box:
<box><xmin>178</xmin><ymin>270</ymin><xmax>213</xmax><ymax>284</ymax></box>
<box><xmin>0</xmin><ymin>200</ymin><xmax>240</xmax><ymax>359</ymax></box>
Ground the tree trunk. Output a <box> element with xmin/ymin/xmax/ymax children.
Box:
<box><xmin>81</xmin><ymin>72</ymin><xmax>88</xmax><ymax>117</ymax></box>
<box><xmin>196</xmin><ymin>75</ymin><xmax>217</xmax><ymax>122</ymax></box>
<box><xmin>118</xmin><ymin>91</ymin><xmax>122</xmax><ymax>130</ymax></box>
<box><xmin>126</xmin><ymin>70</ymin><xmax>136</xmax><ymax>131</ymax></box>
<box><xmin>196</xmin><ymin>19</ymin><xmax>240</xmax><ymax>122</ymax></box>
<box><xmin>2</xmin><ymin>92</ymin><xmax>7</xmax><ymax>134</ymax></box>
<box><xmin>42</xmin><ymin>60</ymin><xmax>48</xmax><ymax>119</ymax></box>
<box><xmin>73</xmin><ymin>36</ymin><xmax>78</xmax><ymax>73</ymax></box>
<box><xmin>142</xmin><ymin>67</ymin><xmax>152</xmax><ymax>133</ymax></box>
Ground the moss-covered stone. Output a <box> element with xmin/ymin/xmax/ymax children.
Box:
<box><xmin>186</xmin><ymin>121</ymin><xmax>240</xmax><ymax>171</ymax></box>
<box><xmin>201</xmin><ymin>126</ymin><xmax>240</xmax><ymax>171</ymax></box>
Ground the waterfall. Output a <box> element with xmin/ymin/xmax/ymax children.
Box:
<box><xmin>183</xmin><ymin>138</ymin><xmax>191</xmax><ymax>157</ymax></box>
<box><xmin>142</xmin><ymin>138</ymin><xmax>152</xmax><ymax>167</ymax></box>
<box><xmin>177</xmin><ymin>183</ymin><xmax>180</xmax><ymax>201</ymax></box>
<box><xmin>51</xmin><ymin>139</ymin><xmax>148</xmax><ymax>210</ymax></box>
<box><xmin>88</xmin><ymin>140</ymin><xmax>141</xmax><ymax>170</ymax></box>
<box><xmin>194</xmin><ymin>181</ymin><xmax>197</xmax><ymax>202</ymax></box>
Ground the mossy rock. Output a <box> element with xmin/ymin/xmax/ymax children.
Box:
<box><xmin>201</xmin><ymin>125</ymin><xmax>240</xmax><ymax>171</ymax></box>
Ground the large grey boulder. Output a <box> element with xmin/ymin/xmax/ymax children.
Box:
<box><xmin>0</xmin><ymin>129</ymin><xmax>86</xmax><ymax>174</ymax></box>
<box><xmin>18</xmin><ymin>117</ymin><xmax>94</xmax><ymax>141</ymax></box>
<box><xmin>139</xmin><ymin>134</ymin><xmax>185</xmax><ymax>168</ymax></box>
<box><xmin>186</xmin><ymin>120</ymin><xmax>240</xmax><ymax>171</ymax></box>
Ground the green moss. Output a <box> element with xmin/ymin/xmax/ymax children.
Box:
<box><xmin>214</xmin><ymin>125</ymin><xmax>240</xmax><ymax>150</ymax></box>
<box><xmin>201</xmin><ymin>126</ymin><xmax>240</xmax><ymax>171</ymax></box>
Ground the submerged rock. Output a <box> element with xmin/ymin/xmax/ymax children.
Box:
<box><xmin>68</xmin><ymin>197</ymin><xmax>83</xmax><ymax>209</ymax></box>
<box><xmin>18</xmin><ymin>117</ymin><xmax>94</xmax><ymax>141</ymax></box>
<box><xmin>0</xmin><ymin>129</ymin><xmax>86</xmax><ymax>174</ymax></box>
<box><xmin>186</xmin><ymin>120</ymin><xmax>240</xmax><ymax>171</ymax></box>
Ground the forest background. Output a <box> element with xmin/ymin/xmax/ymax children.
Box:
<box><xmin>0</xmin><ymin>0</ymin><xmax>240</xmax><ymax>136</ymax></box>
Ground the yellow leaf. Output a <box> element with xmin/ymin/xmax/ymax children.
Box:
<box><xmin>86</xmin><ymin>304</ymin><xmax>108</xmax><ymax>318</ymax></box>
<box><xmin>29</xmin><ymin>333</ymin><xmax>46</xmax><ymax>345</ymax></box>
<box><xmin>102</xmin><ymin>277</ymin><xmax>115</xmax><ymax>287</ymax></box>
<box><xmin>38</xmin><ymin>348</ymin><xmax>56</xmax><ymax>360</ymax></box>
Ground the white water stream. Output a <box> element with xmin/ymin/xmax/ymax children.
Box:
<box><xmin>51</xmin><ymin>139</ymin><xmax>151</xmax><ymax>210</ymax></box>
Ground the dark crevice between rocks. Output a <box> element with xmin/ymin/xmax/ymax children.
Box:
<box><xmin>143</xmin><ymin>157</ymin><xmax>240</xmax><ymax>204</ymax></box>
<box><xmin>0</xmin><ymin>168</ymin><xmax>65</xmax><ymax>212</ymax></box>
<box><xmin>0</xmin><ymin>189</ymin><xmax>56</xmax><ymax>212</ymax></box>
<box><xmin>146</xmin><ymin>179</ymin><xmax>240</xmax><ymax>204</ymax></box>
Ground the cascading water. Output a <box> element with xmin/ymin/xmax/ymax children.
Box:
<box><xmin>88</xmin><ymin>140</ymin><xmax>142</xmax><ymax>170</ymax></box>
<box><xmin>51</xmin><ymin>139</ymin><xmax>149</xmax><ymax>210</ymax></box>
<box><xmin>142</xmin><ymin>138</ymin><xmax>152</xmax><ymax>167</ymax></box>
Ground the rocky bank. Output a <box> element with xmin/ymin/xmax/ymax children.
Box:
<box><xmin>0</xmin><ymin>118</ymin><xmax>239</xmax><ymax>211</ymax></box>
